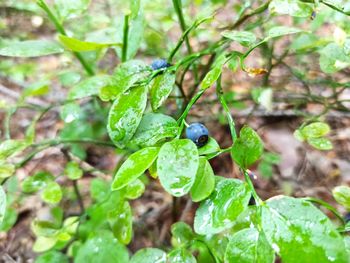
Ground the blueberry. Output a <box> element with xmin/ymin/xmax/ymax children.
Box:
<box><xmin>186</xmin><ymin>123</ymin><xmax>209</xmax><ymax>147</ymax></box>
<box><xmin>151</xmin><ymin>59</ymin><xmax>171</xmax><ymax>70</ymax></box>
<box><xmin>344</xmin><ymin>212</ymin><xmax>350</xmax><ymax>223</ymax></box>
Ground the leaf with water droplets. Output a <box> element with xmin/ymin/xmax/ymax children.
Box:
<box><xmin>157</xmin><ymin>139</ymin><xmax>199</xmax><ymax>197</ymax></box>
<box><xmin>111</xmin><ymin>147</ymin><xmax>159</xmax><ymax>190</ymax></box>
<box><xmin>225</xmin><ymin>228</ymin><xmax>275</xmax><ymax>263</ymax></box>
<box><xmin>108</xmin><ymin>201</ymin><xmax>132</xmax><ymax>244</ymax></box>
<box><xmin>130</xmin><ymin>113</ymin><xmax>179</xmax><ymax>148</ymax></box>
<box><xmin>150</xmin><ymin>71</ymin><xmax>176</xmax><ymax>111</ymax></box>
<box><xmin>0</xmin><ymin>40</ymin><xmax>64</xmax><ymax>57</ymax></box>
<box><xmin>262</xmin><ymin>196</ymin><xmax>348</xmax><ymax>263</ymax></box>
<box><xmin>194</xmin><ymin>177</ymin><xmax>250</xmax><ymax>235</ymax></box>
<box><xmin>190</xmin><ymin>157</ymin><xmax>215</xmax><ymax>202</ymax></box>
<box><xmin>107</xmin><ymin>86</ymin><xmax>148</xmax><ymax>148</ymax></box>
<box><xmin>130</xmin><ymin>248</ymin><xmax>166</xmax><ymax>263</ymax></box>
<box><xmin>167</xmin><ymin>248</ymin><xmax>196</xmax><ymax>263</ymax></box>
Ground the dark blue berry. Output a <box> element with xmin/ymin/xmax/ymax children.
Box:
<box><xmin>344</xmin><ymin>212</ymin><xmax>350</xmax><ymax>223</ymax></box>
<box><xmin>186</xmin><ymin>123</ymin><xmax>209</xmax><ymax>147</ymax></box>
<box><xmin>151</xmin><ymin>59</ymin><xmax>171</xmax><ymax>70</ymax></box>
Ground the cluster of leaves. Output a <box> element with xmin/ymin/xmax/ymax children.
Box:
<box><xmin>1</xmin><ymin>0</ymin><xmax>350</xmax><ymax>262</ymax></box>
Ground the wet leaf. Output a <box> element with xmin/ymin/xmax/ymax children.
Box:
<box><xmin>107</xmin><ymin>86</ymin><xmax>148</xmax><ymax>148</ymax></box>
<box><xmin>21</xmin><ymin>171</ymin><xmax>54</xmax><ymax>193</ymax></box>
<box><xmin>262</xmin><ymin>196</ymin><xmax>348</xmax><ymax>262</ymax></box>
<box><xmin>0</xmin><ymin>162</ymin><xmax>15</xmax><ymax>179</ymax></box>
<box><xmin>266</xmin><ymin>26</ymin><xmax>304</xmax><ymax>40</ymax></box>
<box><xmin>225</xmin><ymin>228</ymin><xmax>275</xmax><ymax>263</ymax></box>
<box><xmin>194</xmin><ymin>177</ymin><xmax>250</xmax><ymax>235</ymax></box>
<box><xmin>269</xmin><ymin>0</ymin><xmax>313</xmax><ymax>17</ymax></box>
<box><xmin>171</xmin><ymin>222</ymin><xmax>195</xmax><ymax>245</ymax></box>
<box><xmin>108</xmin><ymin>201</ymin><xmax>132</xmax><ymax>244</ymax></box>
<box><xmin>111</xmin><ymin>147</ymin><xmax>159</xmax><ymax>190</ymax></box>
<box><xmin>307</xmin><ymin>137</ymin><xmax>333</xmax><ymax>150</ymax></box>
<box><xmin>65</xmin><ymin>161</ymin><xmax>83</xmax><ymax>180</ymax></box>
<box><xmin>332</xmin><ymin>186</ymin><xmax>350</xmax><ymax>210</ymax></box>
<box><xmin>157</xmin><ymin>139</ymin><xmax>199</xmax><ymax>197</ymax></box>
<box><xmin>200</xmin><ymin>65</ymin><xmax>222</xmax><ymax>90</ymax></box>
<box><xmin>198</xmin><ymin>137</ymin><xmax>220</xmax><ymax>155</ymax></box>
<box><xmin>0</xmin><ymin>40</ymin><xmax>64</xmax><ymax>57</ymax></box>
<box><xmin>41</xmin><ymin>182</ymin><xmax>62</xmax><ymax>204</ymax></box>
<box><xmin>301</xmin><ymin>122</ymin><xmax>330</xmax><ymax>138</ymax></box>
<box><xmin>130</xmin><ymin>248</ymin><xmax>166</xmax><ymax>263</ymax></box>
<box><xmin>59</xmin><ymin>35</ymin><xmax>121</xmax><ymax>52</ymax></box>
<box><xmin>0</xmin><ymin>140</ymin><xmax>28</xmax><ymax>160</ymax></box>
<box><xmin>190</xmin><ymin>157</ymin><xmax>215</xmax><ymax>202</ymax></box>
<box><xmin>122</xmin><ymin>179</ymin><xmax>145</xmax><ymax>200</ymax></box>
<box><xmin>35</xmin><ymin>251</ymin><xmax>69</xmax><ymax>263</ymax></box>
<box><xmin>167</xmin><ymin>248</ymin><xmax>196</xmax><ymax>263</ymax></box>
<box><xmin>150</xmin><ymin>71</ymin><xmax>176</xmax><ymax>111</ymax></box>
<box><xmin>54</xmin><ymin>0</ymin><xmax>91</xmax><ymax>21</ymax></box>
<box><xmin>221</xmin><ymin>30</ymin><xmax>256</xmax><ymax>47</ymax></box>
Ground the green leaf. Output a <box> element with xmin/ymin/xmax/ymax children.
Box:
<box><xmin>59</xmin><ymin>35</ymin><xmax>121</xmax><ymax>52</ymax></box>
<box><xmin>167</xmin><ymin>248</ymin><xmax>196</xmax><ymax>263</ymax></box>
<box><xmin>225</xmin><ymin>228</ymin><xmax>275</xmax><ymax>263</ymax></box>
<box><xmin>130</xmin><ymin>113</ymin><xmax>179</xmax><ymax>147</ymax></box>
<box><xmin>200</xmin><ymin>65</ymin><xmax>222</xmax><ymax>90</ymax></box>
<box><xmin>262</xmin><ymin>196</ymin><xmax>348</xmax><ymax>262</ymax></box>
<box><xmin>307</xmin><ymin>137</ymin><xmax>333</xmax><ymax>150</ymax></box>
<box><xmin>75</xmin><ymin>231</ymin><xmax>129</xmax><ymax>263</ymax></box>
<box><xmin>231</xmin><ymin>126</ymin><xmax>264</xmax><ymax>169</ymax></box>
<box><xmin>111</xmin><ymin>147</ymin><xmax>159</xmax><ymax>190</ymax></box>
<box><xmin>100</xmin><ymin>60</ymin><xmax>149</xmax><ymax>101</ymax></box>
<box><xmin>21</xmin><ymin>171</ymin><xmax>54</xmax><ymax>193</ymax></box>
<box><xmin>332</xmin><ymin>186</ymin><xmax>350</xmax><ymax>210</ymax></box>
<box><xmin>194</xmin><ymin>177</ymin><xmax>250</xmax><ymax>235</ymax></box>
<box><xmin>0</xmin><ymin>186</ymin><xmax>6</xmax><ymax>225</ymax></box>
<box><xmin>157</xmin><ymin>139</ymin><xmax>199</xmax><ymax>197</ymax></box>
<box><xmin>269</xmin><ymin>0</ymin><xmax>313</xmax><ymax>17</ymax></box>
<box><xmin>68</xmin><ymin>75</ymin><xmax>115</xmax><ymax>100</ymax></box>
<box><xmin>171</xmin><ymin>222</ymin><xmax>195</xmax><ymax>245</ymax></box>
<box><xmin>0</xmin><ymin>40</ymin><xmax>64</xmax><ymax>57</ymax></box>
<box><xmin>108</xmin><ymin>201</ymin><xmax>132</xmax><ymax>244</ymax></box>
<box><xmin>301</xmin><ymin>122</ymin><xmax>331</xmax><ymax>138</ymax></box>
<box><xmin>41</xmin><ymin>182</ymin><xmax>62</xmax><ymax>204</ymax></box>
<box><xmin>190</xmin><ymin>157</ymin><xmax>215</xmax><ymax>202</ymax></box>
<box><xmin>54</xmin><ymin>0</ymin><xmax>91</xmax><ymax>21</ymax></box>
<box><xmin>60</xmin><ymin>102</ymin><xmax>82</xmax><ymax>123</ymax></box>
<box><xmin>0</xmin><ymin>162</ymin><xmax>15</xmax><ymax>179</ymax></box>
<box><xmin>58</xmin><ymin>71</ymin><xmax>81</xmax><ymax>86</ymax></box>
<box><xmin>0</xmin><ymin>207</ymin><xmax>17</xmax><ymax>231</ymax></box>
<box><xmin>23</xmin><ymin>80</ymin><xmax>50</xmax><ymax>98</ymax></box>
<box><xmin>65</xmin><ymin>161</ymin><xmax>83</xmax><ymax>180</ymax></box>
<box><xmin>266</xmin><ymin>26</ymin><xmax>304</xmax><ymax>40</ymax></box>
<box><xmin>150</xmin><ymin>71</ymin><xmax>176</xmax><ymax>111</ymax></box>
<box><xmin>90</xmin><ymin>178</ymin><xmax>110</xmax><ymax>202</ymax></box>
<box><xmin>221</xmin><ymin>30</ymin><xmax>256</xmax><ymax>47</ymax></box>
<box><xmin>130</xmin><ymin>248</ymin><xmax>166</xmax><ymax>263</ymax></box>
<box><xmin>33</xmin><ymin>236</ymin><xmax>58</xmax><ymax>253</ymax></box>
<box><xmin>0</xmin><ymin>140</ymin><xmax>28</xmax><ymax>160</ymax></box>
<box><xmin>198</xmin><ymin>137</ymin><xmax>220</xmax><ymax>155</ymax></box>
<box><xmin>122</xmin><ymin>179</ymin><xmax>145</xmax><ymax>200</ymax></box>
<box><xmin>35</xmin><ymin>251</ymin><xmax>69</xmax><ymax>263</ymax></box>
<box><xmin>319</xmin><ymin>43</ymin><xmax>350</xmax><ymax>73</ymax></box>
<box><xmin>107</xmin><ymin>86</ymin><xmax>148</xmax><ymax>148</ymax></box>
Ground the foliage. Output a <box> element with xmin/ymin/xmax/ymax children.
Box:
<box><xmin>1</xmin><ymin>0</ymin><xmax>350</xmax><ymax>262</ymax></box>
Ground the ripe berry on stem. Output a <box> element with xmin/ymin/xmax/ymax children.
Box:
<box><xmin>151</xmin><ymin>59</ymin><xmax>171</xmax><ymax>70</ymax></box>
<box><xmin>186</xmin><ymin>123</ymin><xmax>209</xmax><ymax>147</ymax></box>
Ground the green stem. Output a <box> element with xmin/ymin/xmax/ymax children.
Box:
<box><xmin>36</xmin><ymin>0</ymin><xmax>95</xmax><ymax>76</ymax></box>
<box><xmin>244</xmin><ymin>170</ymin><xmax>263</xmax><ymax>205</ymax></box>
<box><xmin>303</xmin><ymin>197</ymin><xmax>345</xmax><ymax>224</ymax></box>
<box><xmin>216</xmin><ymin>75</ymin><xmax>237</xmax><ymax>142</ymax></box>
<box><xmin>122</xmin><ymin>14</ymin><xmax>130</xmax><ymax>62</ymax></box>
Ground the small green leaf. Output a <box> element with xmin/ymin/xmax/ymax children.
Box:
<box><xmin>122</xmin><ymin>179</ymin><xmax>145</xmax><ymax>200</ymax></box>
<box><xmin>221</xmin><ymin>30</ymin><xmax>256</xmax><ymax>47</ymax></box>
<box><xmin>198</xmin><ymin>137</ymin><xmax>220</xmax><ymax>155</ymax></box>
<box><xmin>167</xmin><ymin>248</ymin><xmax>196</xmax><ymax>263</ymax></box>
<box><xmin>107</xmin><ymin>86</ymin><xmax>148</xmax><ymax>148</ymax></box>
<box><xmin>0</xmin><ymin>207</ymin><xmax>17</xmax><ymax>232</ymax></box>
<box><xmin>41</xmin><ymin>182</ymin><xmax>62</xmax><ymax>204</ymax></box>
<box><xmin>190</xmin><ymin>157</ymin><xmax>215</xmax><ymax>202</ymax></box>
<box><xmin>262</xmin><ymin>196</ymin><xmax>348</xmax><ymax>262</ymax></box>
<box><xmin>0</xmin><ymin>186</ymin><xmax>6</xmax><ymax>224</ymax></box>
<box><xmin>301</xmin><ymin>122</ymin><xmax>330</xmax><ymax>138</ymax></box>
<box><xmin>108</xmin><ymin>201</ymin><xmax>132</xmax><ymax>244</ymax></box>
<box><xmin>269</xmin><ymin>0</ymin><xmax>313</xmax><ymax>17</ymax></box>
<box><xmin>58</xmin><ymin>71</ymin><xmax>81</xmax><ymax>86</ymax></box>
<box><xmin>0</xmin><ymin>40</ymin><xmax>64</xmax><ymax>57</ymax></box>
<box><xmin>21</xmin><ymin>171</ymin><xmax>54</xmax><ymax>193</ymax></box>
<box><xmin>34</xmin><ymin>251</ymin><xmax>69</xmax><ymax>263</ymax></box>
<box><xmin>100</xmin><ymin>60</ymin><xmax>149</xmax><ymax>101</ymax></box>
<box><xmin>200</xmin><ymin>66</ymin><xmax>222</xmax><ymax>90</ymax></box>
<box><xmin>60</xmin><ymin>102</ymin><xmax>82</xmax><ymax>123</ymax></box>
<box><xmin>194</xmin><ymin>177</ymin><xmax>250</xmax><ymax>235</ymax></box>
<box><xmin>319</xmin><ymin>43</ymin><xmax>350</xmax><ymax>73</ymax></box>
<box><xmin>171</xmin><ymin>222</ymin><xmax>195</xmax><ymax>245</ymax></box>
<box><xmin>74</xmin><ymin>231</ymin><xmax>129</xmax><ymax>263</ymax></box>
<box><xmin>225</xmin><ymin>228</ymin><xmax>275</xmax><ymax>263</ymax></box>
<box><xmin>54</xmin><ymin>0</ymin><xmax>91</xmax><ymax>21</ymax></box>
<box><xmin>150</xmin><ymin>71</ymin><xmax>176</xmax><ymax>111</ymax></box>
<box><xmin>23</xmin><ymin>80</ymin><xmax>50</xmax><ymax>98</ymax></box>
<box><xmin>0</xmin><ymin>140</ymin><xmax>28</xmax><ymax>160</ymax></box>
<box><xmin>157</xmin><ymin>139</ymin><xmax>199</xmax><ymax>197</ymax></box>
<box><xmin>33</xmin><ymin>236</ymin><xmax>58</xmax><ymax>253</ymax></box>
<box><xmin>332</xmin><ymin>186</ymin><xmax>350</xmax><ymax>210</ymax></box>
<box><xmin>307</xmin><ymin>137</ymin><xmax>333</xmax><ymax>150</ymax></box>
<box><xmin>266</xmin><ymin>26</ymin><xmax>304</xmax><ymax>40</ymax></box>
<box><xmin>130</xmin><ymin>248</ymin><xmax>166</xmax><ymax>263</ymax></box>
<box><xmin>131</xmin><ymin>113</ymin><xmax>179</xmax><ymax>147</ymax></box>
<box><xmin>90</xmin><ymin>178</ymin><xmax>110</xmax><ymax>202</ymax></box>
<box><xmin>59</xmin><ymin>35</ymin><xmax>121</xmax><ymax>52</ymax></box>
<box><xmin>0</xmin><ymin>162</ymin><xmax>15</xmax><ymax>179</ymax></box>
<box><xmin>111</xmin><ymin>147</ymin><xmax>159</xmax><ymax>190</ymax></box>
<box><xmin>65</xmin><ymin>161</ymin><xmax>83</xmax><ymax>180</ymax></box>
<box><xmin>231</xmin><ymin>126</ymin><xmax>264</xmax><ymax>169</ymax></box>
<box><xmin>68</xmin><ymin>75</ymin><xmax>115</xmax><ymax>100</ymax></box>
